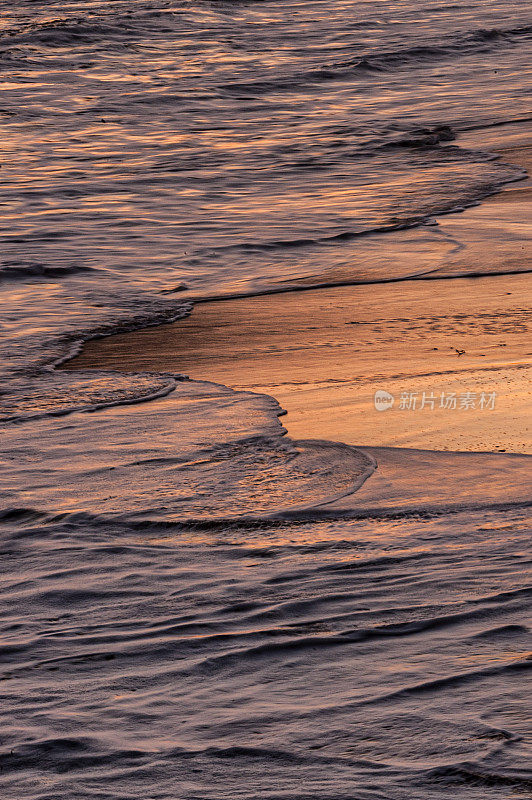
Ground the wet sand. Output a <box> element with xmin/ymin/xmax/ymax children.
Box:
<box><xmin>64</xmin><ymin>146</ymin><xmax>531</xmax><ymax>454</ymax></box>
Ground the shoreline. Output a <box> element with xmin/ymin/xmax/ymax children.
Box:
<box><xmin>63</xmin><ymin>132</ymin><xmax>532</xmax><ymax>456</ymax></box>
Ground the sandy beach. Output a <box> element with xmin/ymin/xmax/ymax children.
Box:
<box><xmin>65</xmin><ymin>144</ymin><xmax>531</xmax><ymax>455</ymax></box>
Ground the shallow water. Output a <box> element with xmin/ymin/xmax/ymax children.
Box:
<box><xmin>1</xmin><ymin>1</ymin><xmax>531</xmax><ymax>797</ymax></box>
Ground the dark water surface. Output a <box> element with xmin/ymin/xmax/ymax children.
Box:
<box><xmin>1</xmin><ymin>1</ymin><xmax>531</xmax><ymax>797</ymax></box>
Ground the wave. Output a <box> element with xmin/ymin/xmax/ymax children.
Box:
<box><xmin>1</xmin><ymin>443</ymin><xmax>530</xmax><ymax>532</ymax></box>
<box><xmin>222</xmin><ymin>24</ymin><xmax>532</xmax><ymax>95</ymax></box>
<box><xmin>163</xmin><ymin>620</ymin><xmax>531</xmax><ymax>680</ymax></box>
<box><xmin>0</xmin><ymin>19</ymin><xmax>131</xmax><ymax>49</ymax></box>
<box><xmin>188</xmin><ymin>141</ymin><xmax>525</xmax><ymax>258</ymax></box>
<box><xmin>5</xmin><ymin>11</ymin><xmax>530</xmax><ymax>64</ymax></box>
<box><xmin>0</xmin><ymin>293</ymin><xmax>192</xmax><ymax>424</ymax></box>
<box><xmin>0</xmin><ymin>736</ymin><xmax>147</xmax><ymax>775</ymax></box>
<box><xmin>426</xmin><ymin>764</ymin><xmax>532</xmax><ymax>790</ymax></box>
<box><xmin>0</xmin><ymin>261</ymin><xmax>97</xmax><ymax>282</ymax></box>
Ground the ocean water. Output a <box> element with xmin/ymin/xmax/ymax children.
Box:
<box><xmin>1</xmin><ymin>1</ymin><xmax>531</xmax><ymax>797</ymax></box>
